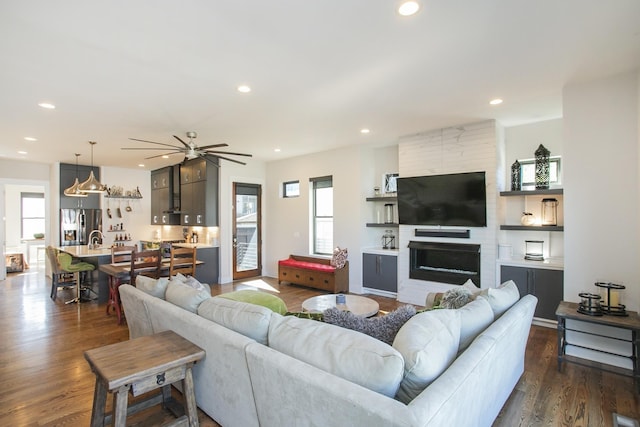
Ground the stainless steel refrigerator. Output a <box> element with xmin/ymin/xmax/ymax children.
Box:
<box><xmin>60</xmin><ymin>208</ymin><xmax>102</xmax><ymax>246</ymax></box>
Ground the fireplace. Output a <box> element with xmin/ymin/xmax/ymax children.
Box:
<box><xmin>409</xmin><ymin>241</ymin><xmax>481</xmax><ymax>286</ymax></box>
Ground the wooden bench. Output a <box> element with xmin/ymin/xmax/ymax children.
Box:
<box><xmin>278</xmin><ymin>255</ymin><xmax>349</xmax><ymax>293</ymax></box>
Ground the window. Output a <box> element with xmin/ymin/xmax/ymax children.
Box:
<box><xmin>21</xmin><ymin>192</ymin><xmax>45</xmax><ymax>239</ymax></box>
<box><xmin>283</xmin><ymin>180</ymin><xmax>300</xmax><ymax>198</ymax></box>
<box><xmin>310</xmin><ymin>176</ymin><xmax>333</xmax><ymax>255</ymax></box>
<box><xmin>520</xmin><ymin>156</ymin><xmax>562</xmax><ymax>189</ymax></box>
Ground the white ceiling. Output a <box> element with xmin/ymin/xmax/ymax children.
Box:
<box><xmin>1</xmin><ymin>1</ymin><xmax>639</xmax><ymax>170</ymax></box>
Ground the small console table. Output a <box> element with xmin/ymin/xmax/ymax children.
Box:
<box><xmin>556</xmin><ymin>301</ymin><xmax>639</xmax><ymax>393</ymax></box>
<box><xmin>84</xmin><ymin>330</ymin><xmax>205</xmax><ymax>426</ymax></box>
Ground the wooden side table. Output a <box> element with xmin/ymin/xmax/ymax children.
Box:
<box><xmin>556</xmin><ymin>301</ymin><xmax>640</xmax><ymax>393</ymax></box>
<box><xmin>84</xmin><ymin>330</ymin><xmax>205</xmax><ymax>427</ymax></box>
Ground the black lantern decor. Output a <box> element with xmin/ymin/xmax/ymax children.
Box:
<box><xmin>510</xmin><ymin>160</ymin><xmax>521</xmax><ymax>191</ymax></box>
<box><xmin>534</xmin><ymin>144</ymin><xmax>550</xmax><ymax>189</ymax></box>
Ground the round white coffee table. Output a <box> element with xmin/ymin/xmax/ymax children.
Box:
<box><xmin>302</xmin><ymin>294</ymin><xmax>379</xmax><ymax>317</ymax></box>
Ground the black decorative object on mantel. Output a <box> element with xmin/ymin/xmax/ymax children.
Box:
<box><xmin>510</xmin><ymin>160</ymin><xmax>521</xmax><ymax>191</ymax></box>
<box><xmin>534</xmin><ymin>144</ymin><xmax>551</xmax><ymax>189</ymax></box>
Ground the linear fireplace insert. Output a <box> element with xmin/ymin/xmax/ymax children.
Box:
<box><xmin>409</xmin><ymin>241</ymin><xmax>481</xmax><ymax>286</ymax></box>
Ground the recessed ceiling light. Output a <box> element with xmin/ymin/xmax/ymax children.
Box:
<box><xmin>138</xmin><ymin>164</ymin><xmax>145</xmax><ymax>167</ymax></box>
<box><xmin>398</xmin><ymin>1</ymin><xmax>420</xmax><ymax>16</ymax></box>
<box><xmin>237</xmin><ymin>85</ymin><xmax>251</xmax><ymax>93</ymax></box>
<box><xmin>274</xmin><ymin>148</ymin><xmax>281</xmax><ymax>152</ymax></box>
<box><xmin>489</xmin><ymin>98</ymin><xmax>503</xmax><ymax>105</ymax></box>
<box><xmin>18</xmin><ymin>151</ymin><xmax>28</xmax><ymax>155</ymax></box>
<box><xmin>162</xmin><ymin>155</ymin><xmax>169</xmax><ymax>159</ymax></box>
<box><xmin>360</xmin><ymin>128</ymin><xmax>370</xmax><ymax>134</ymax></box>
<box><xmin>24</xmin><ymin>137</ymin><xmax>37</xmax><ymax>141</ymax></box>
<box><xmin>38</xmin><ymin>102</ymin><xmax>56</xmax><ymax>109</ymax></box>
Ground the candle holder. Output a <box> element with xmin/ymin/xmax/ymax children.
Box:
<box><xmin>594</xmin><ymin>282</ymin><xmax>627</xmax><ymax>316</ymax></box>
<box><xmin>577</xmin><ymin>292</ymin><xmax>603</xmax><ymax>316</ymax></box>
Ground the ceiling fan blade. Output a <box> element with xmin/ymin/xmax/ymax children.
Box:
<box><xmin>144</xmin><ymin>152</ymin><xmax>182</xmax><ymax>160</ymax></box>
<box><xmin>128</xmin><ymin>138</ymin><xmax>180</xmax><ymax>149</ymax></box>
<box><xmin>204</xmin><ymin>150</ymin><xmax>252</xmax><ymax>157</ymax></box>
<box><xmin>198</xmin><ymin>143</ymin><xmax>229</xmax><ymax>150</ymax></box>
<box><xmin>122</xmin><ymin>147</ymin><xmax>182</xmax><ymax>151</ymax></box>
<box><xmin>205</xmin><ymin>154</ymin><xmax>247</xmax><ymax>165</ymax></box>
<box><xmin>173</xmin><ymin>135</ymin><xmax>191</xmax><ymax>149</ymax></box>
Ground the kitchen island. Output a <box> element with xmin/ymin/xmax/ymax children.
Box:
<box><xmin>57</xmin><ymin>245</ymin><xmax>113</xmax><ymax>304</ymax></box>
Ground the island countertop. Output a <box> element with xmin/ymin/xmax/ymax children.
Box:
<box><xmin>57</xmin><ymin>245</ymin><xmax>113</xmax><ymax>258</ymax></box>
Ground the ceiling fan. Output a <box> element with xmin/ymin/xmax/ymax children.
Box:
<box><xmin>122</xmin><ymin>131</ymin><xmax>252</xmax><ymax>166</ymax></box>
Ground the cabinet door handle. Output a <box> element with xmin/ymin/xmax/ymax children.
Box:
<box><xmin>376</xmin><ymin>256</ymin><xmax>381</xmax><ymax>275</ymax></box>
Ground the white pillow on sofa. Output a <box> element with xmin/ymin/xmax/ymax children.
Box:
<box><xmin>393</xmin><ymin>309</ymin><xmax>461</xmax><ymax>404</ymax></box>
<box><xmin>198</xmin><ymin>297</ymin><xmax>273</xmax><ymax>345</ymax></box>
<box><xmin>268</xmin><ymin>314</ymin><xmax>404</xmax><ymax>398</ymax></box>
<box><xmin>135</xmin><ymin>275</ymin><xmax>170</xmax><ymax>299</ymax></box>
<box><xmin>457</xmin><ymin>295</ymin><xmax>494</xmax><ymax>351</ymax></box>
<box><xmin>165</xmin><ymin>279</ymin><xmax>211</xmax><ymax>313</ymax></box>
<box><xmin>483</xmin><ymin>280</ymin><xmax>520</xmax><ymax>318</ymax></box>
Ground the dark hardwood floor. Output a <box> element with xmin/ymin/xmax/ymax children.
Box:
<box><xmin>0</xmin><ymin>264</ymin><xmax>637</xmax><ymax>426</ymax></box>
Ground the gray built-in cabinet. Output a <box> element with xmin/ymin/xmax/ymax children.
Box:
<box><xmin>500</xmin><ymin>265</ymin><xmax>564</xmax><ymax>320</ymax></box>
<box><xmin>180</xmin><ymin>158</ymin><xmax>218</xmax><ymax>227</ymax></box>
<box><xmin>150</xmin><ymin>166</ymin><xmax>180</xmax><ymax>225</ymax></box>
<box><xmin>362</xmin><ymin>253</ymin><xmax>398</xmax><ymax>293</ymax></box>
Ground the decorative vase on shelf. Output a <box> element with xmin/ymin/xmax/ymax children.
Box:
<box><xmin>510</xmin><ymin>160</ymin><xmax>521</xmax><ymax>191</ymax></box>
<box><xmin>521</xmin><ymin>212</ymin><xmax>535</xmax><ymax>226</ymax></box>
<box><xmin>534</xmin><ymin>144</ymin><xmax>550</xmax><ymax>189</ymax></box>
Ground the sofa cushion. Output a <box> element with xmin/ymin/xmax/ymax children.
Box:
<box><xmin>165</xmin><ymin>279</ymin><xmax>211</xmax><ymax>313</ymax></box>
<box><xmin>482</xmin><ymin>280</ymin><xmax>520</xmax><ymax>318</ymax></box>
<box><xmin>457</xmin><ymin>295</ymin><xmax>494</xmax><ymax>351</ymax></box>
<box><xmin>268</xmin><ymin>314</ymin><xmax>404</xmax><ymax>398</ymax></box>
<box><xmin>217</xmin><ymin>290</ymin><xmax>287</xmax><ymax>315</ymax></box>
<box><xmin>198</xmin><ymin>297</ymin><xmax>273</xmax><ymax>345</ymax></box>
<box><xmin>278</xmin><ymin>257</ymin><xmax>335</xmax><ymax>273</ymax></box>
<box><xmin>393</xmin><ymin>309</ymin><xmax>461</xmax><ymax>404</ymax></box>
<box><xmin>135</xmin><ymin>275</ymin><xmax>170</xmax><ymax>299</ymax></box>
<box><xmin>174</xmin><ymin>272</ymin><xmax>210</xmax><ymax>293</ymax></box>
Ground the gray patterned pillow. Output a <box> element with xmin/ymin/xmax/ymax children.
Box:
<box><xmin>323</xmin><ymin>305</ymin><xmax>416</xmax><ymax>345</ymax></box>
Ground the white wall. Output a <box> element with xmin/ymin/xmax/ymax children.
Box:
<box><xmin>563</xmin><ymin>70</ymin><xmax>639</xmax><ymax>312</ymax></box>
<box><xmin>264</xmin><ymin>144</ymin><xmax>370</xmax><ymax>293</ymax></box>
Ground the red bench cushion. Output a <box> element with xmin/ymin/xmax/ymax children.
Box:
<box><xmin>278</xmin><ymin>258</ymin><xmax>335</xmax><ymax>273</ymax></box>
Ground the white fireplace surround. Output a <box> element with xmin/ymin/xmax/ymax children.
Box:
<box><xmin>397</xmin><ymin>120</ymin><xmax>500</xmax><ymax>306</ymax></box>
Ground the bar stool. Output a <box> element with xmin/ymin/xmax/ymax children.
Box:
<box><xmin>57</xmin><ymin>252</ymin><xmax>96</xmax><ymax>304</ymax></box>
<box><xmin>46</xmin><ymin>246</ymin><xmax>75</xmax><ymax>301</ymax></box>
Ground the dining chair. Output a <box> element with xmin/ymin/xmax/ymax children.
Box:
<box><xmin>46</xmin><ymin>246</ymin><xmax>76</xmax><ymax>301</ymax></box>
<box><xmin>169</xmin><ymin>246</ymin><xmax>197</xmax><ymax>277</ymax></box>
<box><xmin>130</xmin><ymin>249</ymin><xmax>162</xmax><ymax>283</ymax></box>
<box><xmin>106</xmin><ymin>245</ymin><xmax>136</xmax><ymax>322</ymax></box>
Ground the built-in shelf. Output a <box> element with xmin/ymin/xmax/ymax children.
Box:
<box><xmin>366</xmin><ymin>223</ymin><xmax>399</xmax><ymax>228</ymax></box>
<box><xmin>500</xmin><ymin>189</ymin><xmax>563</xmax><ymax>196</ymax></box>
<box><xmin>500</xmin><ymin>225</ymin><xmax>564</xmax><ymax>231</ymax></box>
<box><xmin>365</xmin><ymin>196</ymin><xmax>397</xmax><ymax>202</ymax></box>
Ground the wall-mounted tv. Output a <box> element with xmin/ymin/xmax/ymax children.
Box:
<box><xmin>397</xmin><ymin>171</ymin><xmax>487</xmax><ymax>227</ymax></box>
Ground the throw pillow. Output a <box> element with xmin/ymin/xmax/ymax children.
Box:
<box><xmin>165</xmin><ymin>280</ymin><xmax>211</xmax><ymax>313</ymax></box>
<box><xmin>218</xmin><ymin>290</ymin><xmax>288</xmax><ymax>315</ymax></box>
<box><xmin>173</xmin><ymin>272</ymin><xmax>210</xmax><ymax>294</ymax></box>
<box><xmin>482</xmin><ymin>280</ymin><xmax>520</xmax><ymax>318</ymax></box>
<box><xmin>135</xmin><ymin>275</ymin><xmax>170</xmax><ymax>299</ymax></box>
<box><xmin>198</xmin><ymin>297</ymin><xmax>274</xmax><ymax>345</ymax></box>
<box><xmin>456</xmin><ymin>295</ymin><xmax>494</xmax><ymax>351</ymax></box>
<box><xmin>393</xmin><ymin>309</ymin><xmax>461</xmax><ymax>404</ymax></box>
<box><xmin>322</xmin><ymin>305</ymin><xmax>416</xmax><ymax>345</ymax></box>
<box><xmin>440</xmin><ymin>287</ymin><xmax>474</xmax><ymax>309</ymax></box>
<box><xmin>330</xmin><ymin>247</ymin><xmax>348</xmax><ymax>269</ymax></box>
<box><xmin>268</xmin><ymin>314</ymin><xmax>404</xmax><ymax>398</ymax></box>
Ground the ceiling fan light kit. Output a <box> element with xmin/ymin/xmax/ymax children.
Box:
<box><xmin>123</xmin><ymin>131</ymin><xmax>252</xmax><ymax>166</ymax></box>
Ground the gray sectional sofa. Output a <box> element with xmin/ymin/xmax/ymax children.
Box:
<box><xmin>119</xmin><ymin>280</ymin><xmax>537</xmax><ymax>427</ymax></box>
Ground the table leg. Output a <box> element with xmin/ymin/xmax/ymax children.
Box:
<box><xmin>557</xmin><ymin>316</ymin><xmax>565</xmax><ymax>371</ymax></box>
<box><xmin>90</xmin><ymin>376</ymin><xmax>107</xmax><ymax>427</ymax></box>
<box><xmin>183</xmin><ymin>364</ymin><xmax>199</xmax><ymax>426</ymax></box>
<box><xmin>113</xmin><ymin>384</ymin><xmax>131</xmax><ymax>427</ymax></box>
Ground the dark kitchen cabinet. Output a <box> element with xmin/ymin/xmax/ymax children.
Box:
<box><xmin>363</xmin><ymin>252</ymin><xmax>398</xmax><ymax>293</ymax></box>
<box><xmin>180</xmin><ymin>158</ymin><xmax>218</xmax><ymax>226</ymax></box>
<box><xmin>150</xmin><ymin>166</ymin><xmax>180</xmax><ymax>225</ymax></box>
<box><xmin>500</xmin><ymin>265</ymin><xmax>564</xmax><ymax>320</ymax></box>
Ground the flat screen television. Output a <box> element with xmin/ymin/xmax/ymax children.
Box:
<box><xmin>397</xmin><ymin>171</ymin><xmax>487</xmax><ymax>227</ymax></box>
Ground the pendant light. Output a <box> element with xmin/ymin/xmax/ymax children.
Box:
<box><xmin>78</xmin><ymin>141</ymin><xmax>106</xmax><ymax>193</ymax></box>
<box><xmin>63</xmin><ymin>153</ymin><xmax>88</xmax><ymax>198</ymax></box>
